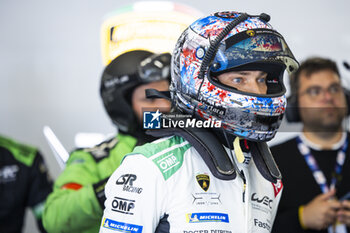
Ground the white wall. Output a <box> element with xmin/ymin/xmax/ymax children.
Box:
<box><xmin>0</xmin><ymin>0</ymin><xmax>349</xmax><ymax>232</ymax></box>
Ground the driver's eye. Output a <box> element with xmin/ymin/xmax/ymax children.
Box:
<box><xmin>257</xmin><ymin>77</ymin><xmax>266</xmax><ymax>84</ymax></box>
<box><xmin>232</xmin><ymin>77</ymin><xmax>243</xmax><ymax>84</ymax></box>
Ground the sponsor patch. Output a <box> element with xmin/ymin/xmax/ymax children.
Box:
<box><xmin>116</xmin><ymin>174</ymin><xmax>143</xmax><ymax>194</ymax></box>
<box><xmin>251</xmin><ymin>193</ymin><xmax>273</xmax><ymax>209</ymax></box>
<box><xmin>192</xmin><ymin>192</ymin><xmax>221</xmax><ymax>206</ymax></box>
<box><xmin>111</xmin><ymin>197</ymin><xmax>135</xmax><ymax>215</ymax></box>
<box><xmin>84</xmin><ymin>137</ymin><xmax>119</xmax><ymax>161</ymax></box>
<box><xmin>186</xmin><ymin>213</ymin><xmax>229</xmax><ymax>223</ymax></box>
<box><xmin>196</xmin><ymin>174</ymin><xmax>210</xmax><ymax>192</ymax></box>
<box><xmin>0</xmin><ymin>165</ymin><xmax>19</xmax><ymax>183</ymax></box>
<box><xmin>246</xmin><ymin>29</ymin><xmax>255</xmax><ymax>37</ymax></box>
<box><xmin>254</xmin><ymin>218</ymin><xmax>271</xmax><ymax>231</ymax></box>
<box><xmin>272</xmin><ymin>179</ymin><xmax>283</xmax><ymax>197</ymax></box>
<box><xmin>102</xmin><ymin>218</ymin><xmax>143</xmax><ymax>232</ymax></box>
<box><xmin>116</xmin><ymin>174</ymin><xmax>137</xmax><ymax>186</ymax></box>
<box><xmin>251</xmin><ymin>193</ymin><xmax>273</xmax><ymax>214</ymax></box>
<box><xmin>154</xmin><ymin>152</ymin><xmax>181</xmax><ymax>177</ymax></box>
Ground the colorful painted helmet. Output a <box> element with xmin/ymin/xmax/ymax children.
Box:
<box><xmin>100</xmin><ymin>1</ymin><xmax>202</xmax><ymax>134</ymax></box>
<box><xmin>171</xmin><ymin>11</ymin><xmax>299</xmax><ymax>141</ymax></box>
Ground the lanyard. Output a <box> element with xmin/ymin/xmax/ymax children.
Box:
<box><xmin>296</xmin><ymin>135</ymin><xmax>348</xmax><ymax>193</ymax></box>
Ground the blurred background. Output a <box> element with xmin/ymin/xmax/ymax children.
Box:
<box><xmin>0</xmin><ymin>0</ymin><xmax>349</xmax><ymax>232</ymax></box>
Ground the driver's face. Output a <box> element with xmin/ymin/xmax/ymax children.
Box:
<box><xmin>216</xmin><ymin>70</ymin><xmax>268</xmax><ymax>95</ymax></box>
<box><xmin>131</xmin><ymin>79</ymin><xmax>171</xmax><ymax>123</ymax></box>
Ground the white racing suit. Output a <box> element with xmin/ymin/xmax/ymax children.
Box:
<box><xmin>99</xmin><ymin>135</ymin><xmax>283</xmax><ymax>233</ymax></box>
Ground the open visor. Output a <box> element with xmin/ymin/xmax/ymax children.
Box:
<box><xmin>138</xmin><ymin>53</ymin><xmax>171</xmax><ymax>82</ymax></box>
<box><xmin>210</xmin><ymin>29</ymin><xmax>298</xmax><ymax>75</ymax></box>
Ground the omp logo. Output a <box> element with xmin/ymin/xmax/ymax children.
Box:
<box><xmin>102</xmin><ymin>218</ymin><xmax>142</xmax><ymax>232</ymax></box>
<box><xmin>111</xmin><ymin>197</ymin><xmax>135</xmax><ymax>215</ymax></box>
<box><xmin>186</xmin><ymin>213</ymin><xmax>229</xmax><ymax>223</ymax></box>
<box><xmin>157</xmin><ymin>153</ymin><xmax>179</xmax><ymax>174</ymax></box>
<box><xmin>251</xmin><ymin>193</ymin><xmax>273</xmax><ymax>209</ymax></box>
<box><xmin>116</xmin><ymin>174</ymin><xmax>142</xmax><ymax>194</ymax></box>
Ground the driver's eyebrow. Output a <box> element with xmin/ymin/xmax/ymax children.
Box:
<box><xmin>236</xmin><ymin>71</ymin><xmax>266</xmax><ymax>76</ymax></box>
<box><xmin>236</xmin><ymin>71</ymin><xmax>250</xmax><ymax>75</ymax></box>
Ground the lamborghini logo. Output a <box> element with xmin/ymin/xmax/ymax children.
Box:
<box><xmin>246</xmin><ymin>30</ymin><xmax>255</xmax><ymax>37</ymax></box>
<box><xmin>196</xmin><ymin>174</ymin><xmax>210</xmax><ymax>192</ymax></box>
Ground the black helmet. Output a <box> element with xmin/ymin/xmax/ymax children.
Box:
<box><xmin>100</xmin><ymin>51</ymin><xmax>171</xmax><ymax>134</ymax></box>
<box><xmin>99</xmin><ymin>2</ymin><xmax>202</xmax><ymax>135</ymax></box>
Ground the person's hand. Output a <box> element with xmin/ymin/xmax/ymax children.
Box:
<box><xmin>302</xmin><ymin>189</ymin><xmax>341</xmax><ymax>230</ymax></box>
<box><xmin>337</xmin><ymin>200</ymin><xmax>350</xmax><ymax>226</ymax></box>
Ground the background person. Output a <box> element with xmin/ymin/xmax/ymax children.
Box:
<box><xmin>0</xmin><ymin>135</ymin><xmax>52</xmax><ymax>233</ymax></box>
<box><xmin>271</xmin><ymin>57</ymin><xmax>350</xmax><ymax>233</ymax></box>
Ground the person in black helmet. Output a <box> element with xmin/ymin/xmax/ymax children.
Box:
<box><xmin>42</xmin><ymin>51</ymin><xmax>172</xmax><ymax>233</ymax></box>
<box><xmin>100</xmin><ymin>51</ymin><xmax>171</xmax><ymax>140</ymax></box>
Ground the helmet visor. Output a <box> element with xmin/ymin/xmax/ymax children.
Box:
<box><xmin>210</xmin><ymin>29</ymin><xmax>298</xmax><ymax>75</ymax></box>
<box><xmin>138</xmin><ymin>53</ymin><xmax>171</xmax><ymax>82</ymax></box>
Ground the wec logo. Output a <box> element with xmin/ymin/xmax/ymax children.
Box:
<box><xmin>251</xmin><ymin>193</ymin><xmax>273</xmax><ymax>209</ymax></box>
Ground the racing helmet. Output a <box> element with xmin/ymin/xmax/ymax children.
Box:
<box><xmin>171</xmin><ymin>11</ymin><xmax>299</xmax><ymax>141</ymax></box>
<box><xmin>100</xmin><ymin>1</ymin><xmax>202</xmax><ymax>134</ymax></box>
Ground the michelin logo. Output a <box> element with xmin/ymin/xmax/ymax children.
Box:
<box><xmin>102</xmin><ymin>218</ymin><xmax>143</xmax><ymax>232</ymax></box>
<box><xmin>143</xmin><ymin>110</ymin><xmax>162</xmax><ymax>129</ymax></box>
<box><xmin>186</xmin><ymin>213</ymin><xmax>229</xmax><ymax>223</ymax></box>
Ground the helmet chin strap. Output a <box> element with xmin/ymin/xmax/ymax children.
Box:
<box><xmin>233</xmin><ymin>137</ymin><xmax>245</xmax><ymax>163</ymax></box>
<box><xmin>222</xmin><ymin>129</ymin><xmax>246</xmax><ymax>182</ymax></box>
<box><xmin>222</xmin><ymin>128</ymin><xmax>282</xmax><ymax>183</ymax></box>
